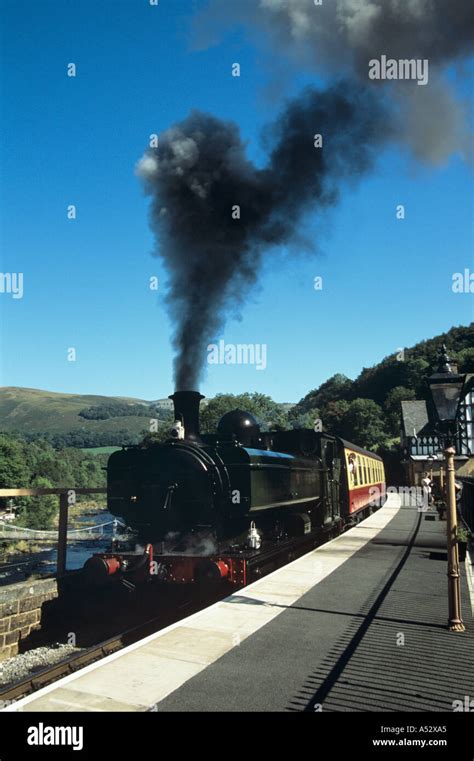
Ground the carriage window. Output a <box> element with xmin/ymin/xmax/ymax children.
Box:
<box><xmin>348</xmin><ymin>453</ymin><xmax>357</xmax><ymax>486</ymax></box>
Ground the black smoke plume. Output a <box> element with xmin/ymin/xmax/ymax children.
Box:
<box><xmin>194</xmin><ymin>0</ymin><xmax>474</xmax><ymax>164</ymax></box>
<box><xmin>137</xmin><ymin>82</ymin><xmax>388</xmax><ymax>390</ymax></box>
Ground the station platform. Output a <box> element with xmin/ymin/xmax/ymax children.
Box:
<box><xmin>6</xmin><ymin>496</ymin><xmax>474</xmax><ymax>712</ymax></box>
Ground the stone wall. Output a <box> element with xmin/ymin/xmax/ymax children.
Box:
<box><xmin>0</xmin><ymin>578</ymin><xmax>58</xmax><ymax>661</ymax></box>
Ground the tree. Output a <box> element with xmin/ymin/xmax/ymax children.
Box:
<box><xmin>295</xmin><ymin>374</ymin><xmax>352</xmax><ymax>414</ymax></box>
<box><xmin>200</xmin><ymin>393</ymin><xmax>288</xmax><ymax>433</ymax></box>
<box><xmin>322</xmin><ymin>400</ymin><xmax>351</xmax><ymax>437</ymax></box>
<box><xmin>341</xmin><ymin>399</ymin><xmax>387</xmax><ymax>451</ymax></box>
<box><xmin>77</xmin><ymin>457</ymin><xmax>104</xmax><ymax>488</ymax></box>
<box><xmin>17</xmin><ymin>476</ymin><xmax>58</xmax><ymax>530</ymax></box>
<box><xmin>401</xmin><ymin>358</ymin><xmax>431</xmax><ymax>398</ymax></box>
<box><xmin>353</xmin><ymin>356</ymin><xmax>430</xmax><ymax>405</ymax></box>
<box><xmin>384</xmin><ymin>386</ymin><xmax>416</xmax><ymax>437</ymax></box>
<box><xmin>78</xmin><ymin>403</ymin><xmax>157</xmax><ymax>420</ymax></box>
<box><xmin>31</xmin><ymin>447</ymin><xmax>75</xmax><ymax>486</ymax></box>
<box><xmin>0</xmin><ymin>434</ymin><xmax>29</xmax><ymax>488</ymax></box>
<box><xmin>141</xmin><ymin>428</ymin><xmax>171</xmax><ymax>447</ymax></box>
<box><xmin>288</xmin><ymin>406</ymin><xmax>320</xmax><ymax>430</ymax></box>
<box><xmin>456</xmin><ymin>347</ymin><xmax>474</xmax><ymax>373</ymax></box>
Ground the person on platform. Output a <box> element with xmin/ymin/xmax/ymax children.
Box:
<box><xmin>421</xmin><ymin>472</ymin><xmax>433</xmax><ymax>508</ymax></box>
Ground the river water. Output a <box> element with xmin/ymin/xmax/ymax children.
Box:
<box><xmin>0</xmin><ymin>511</ymin><xmax>122</xmax><ymax>586</ymax></box>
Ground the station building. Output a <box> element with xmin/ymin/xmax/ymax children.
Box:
<box><xmin>401</xmin><ymin>379</ymin><xmax>474</xmax><ymax>487</ymax></box>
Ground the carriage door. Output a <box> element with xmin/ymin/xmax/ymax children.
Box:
<box><xmin>323</xmin><ymin>439</ymin><xmax>341</xmax><ymax>522</ymax></box>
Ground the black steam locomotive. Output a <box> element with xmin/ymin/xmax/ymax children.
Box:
<box><xmin>85</xmin><ymin>391</ymin><xmax>385</xmax><ymax>587</ymax></box>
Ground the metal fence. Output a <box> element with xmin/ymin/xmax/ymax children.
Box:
<box><xmin>0</xmin><ymin>519</ymin><xmax>120</xmax><ymax>541</ymax></box>
<box><xmin>459</xmin><ymin>477</ymin><xmax>474</xmax><ymax>531</ymax></box>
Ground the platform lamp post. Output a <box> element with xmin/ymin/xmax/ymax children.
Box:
<box><xmin>429</xmin><ymin>345</ymin><xmax>466</xmax><ymax>633</ymax></box>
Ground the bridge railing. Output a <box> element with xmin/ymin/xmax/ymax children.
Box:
<box><xmin>0</xmin><ymin>487</ymin><xmax>107</xmax><ymax>576</ymax></box>
<box><xmin>458</xmin><ymin>477</ymin><xmax>474</xmax><ymax>532</ymax></box>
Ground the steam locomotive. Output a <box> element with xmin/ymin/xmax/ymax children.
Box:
<box><xmin>85</xmin><ymin>391</ymin><xmax>386</xmax><ymax>588</ymax></box>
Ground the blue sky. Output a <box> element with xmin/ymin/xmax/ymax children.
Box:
<box><xmin>0</xmin><ymin>0</ymin><xmax>473</xmax><ymax>403</ymax></box>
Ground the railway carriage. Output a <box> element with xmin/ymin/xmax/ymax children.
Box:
<box><xmin>341</xmin><ymin>440</ymin><xmax>386</xmax><ymax>516</ymax></box>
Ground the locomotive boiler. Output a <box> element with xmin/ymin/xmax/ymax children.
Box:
<box><xmin>85</xmin><ymin>390</ymin><xmax>386</xmax><ymax>587</ymax></box>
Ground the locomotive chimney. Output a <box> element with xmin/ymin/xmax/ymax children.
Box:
<box><xmin>169</xmin><ymin>391</ymin><xmax>205</xmax><ymax>442</ymax></box>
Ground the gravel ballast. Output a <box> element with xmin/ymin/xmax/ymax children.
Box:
<box><xmin>0</xmin><ymin>643</ymin><xmax>83</xmax><ymax>687</ymax></box>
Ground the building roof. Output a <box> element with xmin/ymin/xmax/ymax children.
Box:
<box><xmin>401</xmin><ymin>400</ymin><xmax>431</xmax><ymax>437</ymax></box>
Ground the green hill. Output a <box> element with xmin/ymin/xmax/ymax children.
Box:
<box><xmin>0</xmin><ymin>387</ymin><xmax>173</xmax><ymax>446</ymax></box>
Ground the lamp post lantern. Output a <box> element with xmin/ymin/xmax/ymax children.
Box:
<box><xmin>429</xmin><ymin>345</ymin><xmax>466</xmax><ymax>633</ymax></box>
